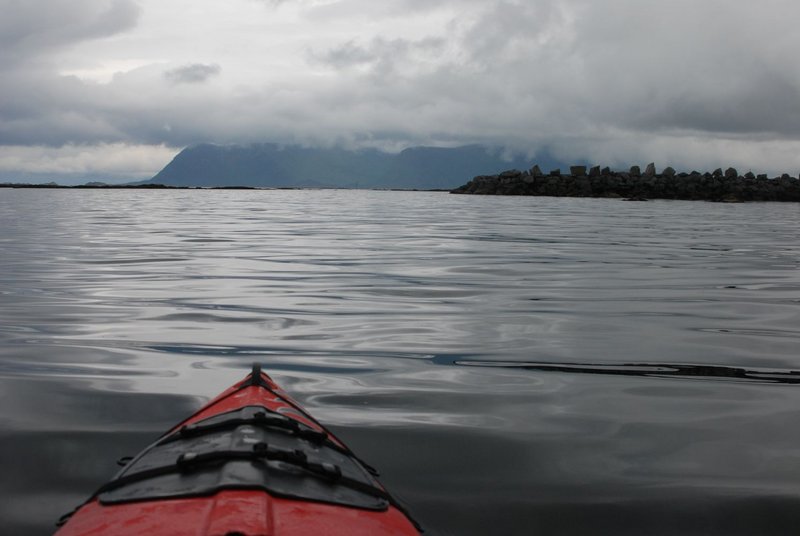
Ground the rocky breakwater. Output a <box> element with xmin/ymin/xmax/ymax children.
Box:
<box><xmin>450</xmin><ymin>163</ymin><xmax>800</xmax><ymax>202</ymax></box>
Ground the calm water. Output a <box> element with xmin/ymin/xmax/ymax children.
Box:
<box><xmin>2</xmin><ymin>189</ymin><xmax>800</xmax><ymax>535</ymax></box>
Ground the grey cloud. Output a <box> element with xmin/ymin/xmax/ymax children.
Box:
<box><xmin>313</xmin><ymin>41</ymin><xmax>376</xmax><ymax>69</ymax></box>
<box><xmin>2</xmin><ymin>0</ymin><xmax>800</xmax><ymax>175</ymax></box>
<box><xmin>449</xmin><ymin>1</ymin><xmax>800</xmax><ymax>139</ymax></box>
<box><xmin>0</xmin><ymin>0</ymin><xmax>141</xmax><ymax>66</ymax></box>
<box><xmin>311</xmin><ymin>37</ymin><xmax>445</xmax><ymax>77</ymax></box>
<box><xmin>458</xmin><ymin>1</ymin><xmax>569</xmax><ymax>68</ymax></box>
<box><xmin>636</xmin><ymin>70</ymin><xmax>800</xmax><ymax>136</ymax></box>
<box><xmin>305</xmin><ymin>0</ymin><xmax>457</xmax><ymax>20</ymax></box>
<box><xmin>555</xmin><ymin>0</ymin><xmax>800</xmax><ymax>135</ymax></box>
<box><xmin>164</xmin><ymin>63</ymin><xmax>222</xmax><ymax>84</ymax></box>
<box><xmin>0</xmin><ymin>70</ymin><xmax>121</xmax><ymax>145</ymax></box>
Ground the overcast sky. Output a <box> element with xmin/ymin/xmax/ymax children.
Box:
<box><xmin>2</xmin><ymin>0</ymin><xmax>800</xmax><ymax>182</ymax></box>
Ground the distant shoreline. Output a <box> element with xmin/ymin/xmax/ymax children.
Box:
<box><xmin>0</xmin><ymin>183</ymin><xmax>185</xmax><ymax>189</ymax></box>
<box><xmin>0</xmin><ymin>183</ymin><xmax>450</xmax><ymax>192</ymax></box>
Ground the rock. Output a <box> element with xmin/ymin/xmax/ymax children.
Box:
<box><xmin>757</xmin><ymin>174</ymin><xmax>767</xmax><ymax>180</ymax></box>
<box><xmin>725</xmin><ymin>167</ymin><xmax>738</xmax><ymax>179</ymax></box>
<box><xmin>712</xmin><ymin>168</ymin><xmax>723</xmax><ymax>178</ymax></box>
<box><xmin>570</xmin><ymin>165</ymin><xmax>587</xmax><ymax>176</ymax></box>
<box><xmin>601</xmin><ymin>166</ymin><xmax>611</xmax><ymax>176</ymax></box>
<box><xmin>531</xmin><ymin>165</ymin><xmax>543</xmax><ymax>177</ymax></box>
<box><xmin>630</xmin><ymin>165</ymin><xmax>641</xmax><ymax>177</ymax></box>
<box><xmin>449</xmin><ymin>163</ymin><xmax>800</xmax><ymax>201</ymax></box>
<box><xmin>644</xmin><ymin>163</ymin><xmax>656</xmax><ymax>177</ymax></box>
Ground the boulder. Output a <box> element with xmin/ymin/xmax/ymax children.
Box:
<box><xmin>499</xmin><ymin>169</ymin><xmax>522</xmax><ymax>178</ymax></box>
<box><xmin>601</xmin><ymin>166</ymin><xmax>611</xmax><ymax>176</ymax></box>
<box><xmin>530</xmin><ymin>165</ymin><xmax>543</xmax><ymax>177</ymax></box>
<box><xmin>630</xmin><ymin>165</ymin><xmax>641</xmax><ymax>177</ymax></box>
<box><xmin>712</xmin><ymin>168</ymin><xmax>723</xmax><ymax>178</ymax></box>
<box><xmin>589</xmin><ymin>165</ymin><xmax>601</xmax><ymax>177</ymax></box>
<box><xmin>549</xmin><ymin>169</ymin><xmax>561</xmax><ymax>176</ymax></box>
<box><xmin>725</xmin><ymin>167</ymin><xmax>738</xmax><ymax>179</ymax></box>
<box><xmin>570</xmin><ymin>165</ymin><xmax>587</xmax><ymax>176</ymax></box>
<box><xmin>663</xmin><ymin>166</ymin><xmax>676</xmax><ymax>178</ymax></box>
<box><xmin>644</xmin><ymin>163</ymin><xmax>656</xmax><ymax>177</ymax></box>
<box><xmin>744</xmin><ymin>171</ymin><xmax>755</xmax><ymax>180</ymax></box>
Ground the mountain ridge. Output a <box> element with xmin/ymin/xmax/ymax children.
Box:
<box><xmin>146</xmin><ymin>143</ymin><xmax>568</xmax><ymax>189</ymax></box>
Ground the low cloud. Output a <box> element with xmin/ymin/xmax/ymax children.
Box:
<box><xmin>164</xmin><ymin>63</ymin><xmax>221</xmax><ymax>84</ymax></box>
<box><xmin>0</xmin><ymin>143</ymin><xmax>178</xmax><ymax>183</ymax></box>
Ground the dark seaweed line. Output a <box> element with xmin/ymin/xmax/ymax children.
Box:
<box><xmin>452</xmin><ymin>360</ymin><xmax>800</xmax><ymax>384</ymax></box>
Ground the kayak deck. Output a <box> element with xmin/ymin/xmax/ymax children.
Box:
<box><xmin>56</xmin><ymin>365</ymin><xmax>420</xmax><ymax>535</ymax></box>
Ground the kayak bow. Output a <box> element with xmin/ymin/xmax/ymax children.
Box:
<box><xmin>55</xmin><ymin>365</ymin><xmax>420</xmax><ymax>535</ymax></box>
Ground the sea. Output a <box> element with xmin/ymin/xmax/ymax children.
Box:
<box><xmin>2</xmin><ymin>188</ymin><xmax>800</xmax><ymax>535</ymax></box>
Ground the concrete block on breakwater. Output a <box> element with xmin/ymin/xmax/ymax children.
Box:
<box><xmin>450</xmin><ymin>164</ymin><xmax>800</xmax><ymax>202</ymax></box>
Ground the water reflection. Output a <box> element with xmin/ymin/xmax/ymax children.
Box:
<box><xmin>0</xmin><ymin>378</ymin><xmax>200</xmax><ymax>534</ymax></box>
<box><xmin>340</xmin><ymin>425</ymin><xmax>800</xmax><ymax>536</ymax></box>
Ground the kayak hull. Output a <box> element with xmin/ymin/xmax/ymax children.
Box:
<box><xmin>58</xmin><ymin>491</ymin><xmax>418</xmax><ymax>536</ymax></box>
<box><xmin>55</xmin><ymin>366</ymin><xmax>419</xmax><ymax>535</ymax></box>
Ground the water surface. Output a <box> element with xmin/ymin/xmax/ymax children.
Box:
<box><xmin>2</xmin><ymin>189</ymin><xmax>800</xmax><ymax>535</ymax></box>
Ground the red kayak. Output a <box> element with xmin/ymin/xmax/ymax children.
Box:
<box><xmin>55</xmin><ymin>365</ymin><xmax>420</xmax><ymax>535</ymax></box>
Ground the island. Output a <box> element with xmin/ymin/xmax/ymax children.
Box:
<box><xmin>450</xmin><ymin>164</ymin><xmax>800</xmax><ymax>202</ymax></box>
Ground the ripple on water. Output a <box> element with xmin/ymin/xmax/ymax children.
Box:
<box><xmin>2</xmin><ymin>190</ymin><xmax>800</xmax><ymax>535</ymax></box>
